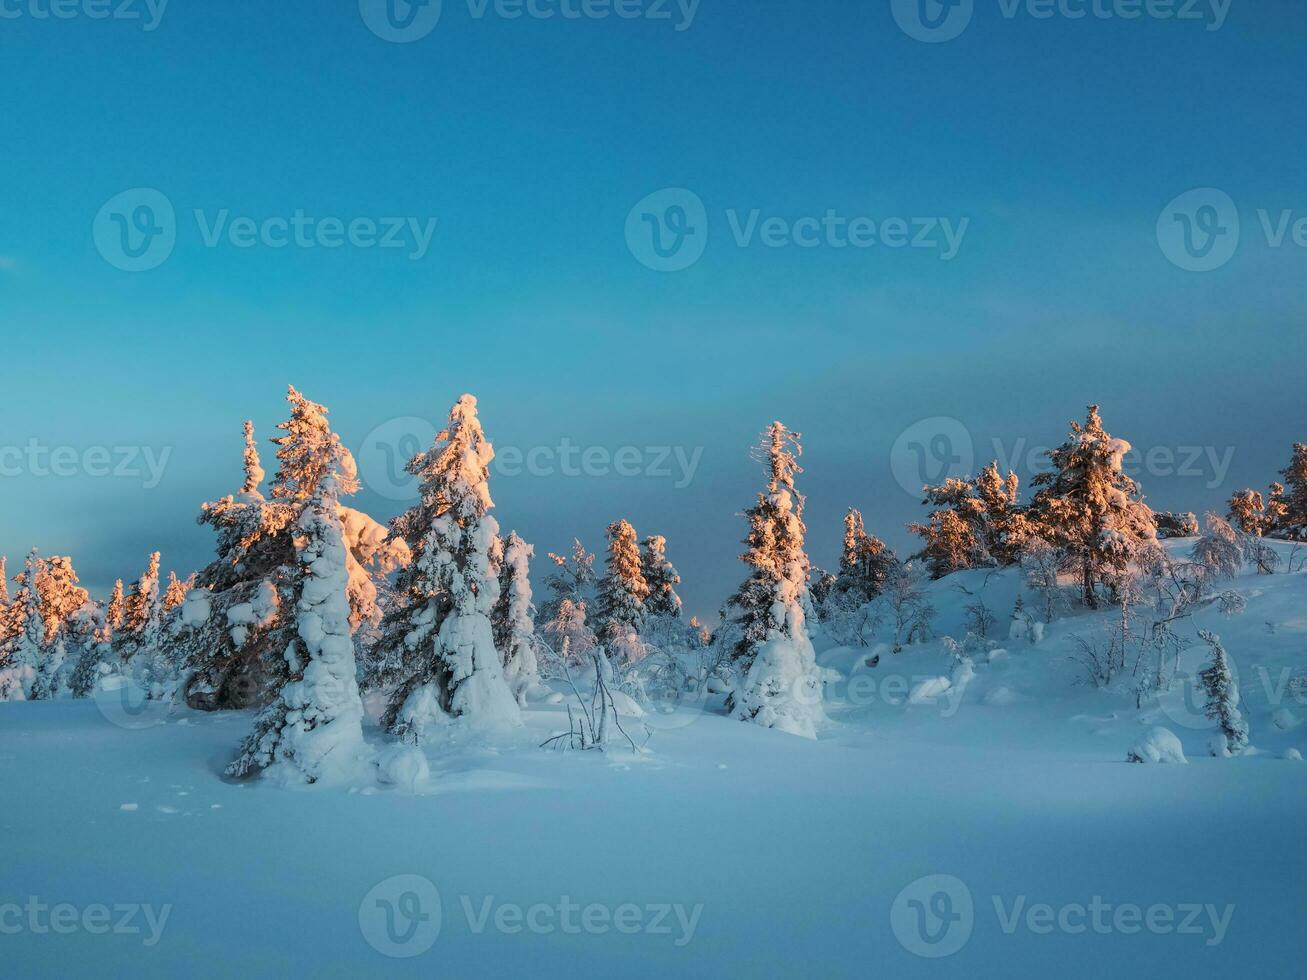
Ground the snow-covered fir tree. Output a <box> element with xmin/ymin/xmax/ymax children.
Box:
<box><xmin>182</xmin><ymin>395</ymin><xmax>401</xmax><ymax>711</ymax></box>
<box><xmin>162</xmin><ymin>571</ymin><xmax>191</xmax><ymax>613</ymax></box>
<box><xmin>538</xmin><ymin>597</ymin><xmax>597</xmax><ymax>674</ymax></box>
<box><xmin>29</xmin><ymin>554</ymin><xmax>90</xmax><ymax>700</ymax></box>
<box><xmin>492</xmin><ymin>530</ymin><xmax>541</xmax><ymax>704</ymax></box>
<box><xmin>594</xmin><ymin>519</ymin><xmax>651</xmax><ymax>662</ymax></box>
<box><xmin>378</xmin><ymin>394</ymin><xmax>521</xmax><ymax>740</ymax></box>
<box><xmin>122</xmin><ymin>552</ymin><xmax>162</xmax><ymax>644</ymax></box>
<box><xmin>639</xmin><ymin>534</ymin><xmax>683</xmax><ymax>620</ymax></box>
<box><xmin>724</xmin><ymin>422</ymin><xmax>826</xmax><ymax>738</ymax></box>
<box><xmin>1028</xmin><ymin>406</ymin><xmax>1157</xmax><ymax>608</ymax></box>
<box><xmin>540</xmin><ymin>538</ymin><xmax>596</xmax><ymax>623</ymax></box>
<box><xmin>102</xmin><ymin>579</ymin><xmax>126</xmax><ymax>643</ymax></box>
<box><xmin>0</xmin><ymin>550</ymin><xmax>46</xmax><ymax>701</ymax></box>
<box><xmin>834</xmin><ymin>508</ymin><xmax>893</xmax><ymax>603</ymax></box>
<box><xmin>1275</xmin><ymin>443</ymin><xmax>1307</xmax><ymax>539</ymax></box>
<box><xmin>228</xmin><ymin>476</ymin><xmax>367</xmax><ymax>783</ymax></box>
<box><xmin>1197</xmin><ymin>629</ymin><xmax>1248</xmax><ymax>757</ymax></box>
<box><xmin>909</xmin><ymin>462</ymin><xmax>1030</xmax><ymax>578</ymax></box>
<box><xmin>910</xmin><ymin>505</ymin><xmax>978</xmax><ymax>579</ymax></box>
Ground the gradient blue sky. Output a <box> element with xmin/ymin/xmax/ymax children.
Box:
<box><xmin>2</xmin><ymin>0</ymin><xmax>1305</xmax><ymax>618</ymax></box>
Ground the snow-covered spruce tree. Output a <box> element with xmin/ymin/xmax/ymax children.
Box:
<box><xmin>724</xmin><ymin>422</ymin><xmax>825</xmax><ymax>738</ymax></box>
<box><xmin>640</xmin><ymin>534</ymin><xmax>683</xmax><ymax>620</ymax></box>
<box><xmin>29</xmin><ymin>554</ymin><xmax>91</xmax><ymax>700</ymax></box>
<box><xmin>539</xmin><ymin>597</ymin><xmax>597</xmax><ymax>674</ymax></box>
<box><xmin>835</xmin><ymin>508</ymin><xmax>894</xmax><ymax>603</ymax></box>
<box><xmin>378</xmin><ymin>395</ymin><xmax>520</xmax><ymax>740</ymax></box>
<box><xmin>183</xmin><ymin>395</ymin><xmax>400</xmax><ymax>710</ymax></box>
<box><xmin>1227</xmin><ymin>488</ymin><xmax>1269</xmax><ymax>537</ymax></box>
<box><xmin>162</xmin><ymin>571</ymin><xmax>191</xmax><ymax>613</ymax></box>
<box><xmin>1155</xmin><ymin>511</ymin><xmax>1200</xmax><ymax>539</ymax></box>
<box><xmin>1273</xmin><ymin>443</ymin><xmax>1307</xmax><ymax>539</ymax></box>
<box><xmin>909</xmin><ymin>462</ymin><xmax>1030</xmax><ymax>579</ymax></box>
<box><xmin>539</xmin><ymin>538</ymin><xmax>596</xmax><ymax>623</ymax></box>
<box><xmin>228</xmin><ymin>476</ymin><xmax>367</xmax><ymax>783</ymax></box>
<box><xmin>1028</xmin><ymin>406</ymin><xmax>1157</xmax><ymax>609</ymax></box>
<box><xmin>103</xmin><ymin>579</ymin><xmax>126</xmax><ymax>642</ymax></box>
<box><xmin>0</xmin><ymin>551</ymin><xmax>46</xmax><ymax>701</ymax></box>
<box><xmin>594</xmin><ymin>519</ymin><xmax>651</xmax><ymax>664</ymax></box>
<box><xmin>1197</xmin><ymin>629</ymin><xmax>1248</xmax><ymax>756</ymax></box>
<box><xmin>492</xmin><ymin>530</ymin><xmax>541</xmax><ymax>704</ymax></box>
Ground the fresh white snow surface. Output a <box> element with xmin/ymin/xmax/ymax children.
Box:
<box><xmin>3</xmin><ymin>540</ymin><xmax>1307</xmax><ymax>977</ymax></box>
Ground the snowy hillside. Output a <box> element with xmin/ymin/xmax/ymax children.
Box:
<box><xmin>3</xmin><ymin>539</ymin><xmax>1306</xmax><ymax>977</ymax></box>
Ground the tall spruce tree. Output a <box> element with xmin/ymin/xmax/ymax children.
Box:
<box><xmin>379</xmin><ymin>394</ymin><xmax>520</xmax><ymax>740</ymax></box>
<box><xmin>640</xmin><ymin>534</ymin><xmax>683</xmax><ymax>620</ymax></box>
<box><xmin>595</xmin><ymin>519</ymin><xmax>651</xmax><ymax>660</ymax></box>
<box><xmin>1198</xmin><ymin>630</ymin><xmax>1248</xmax><ymax>757</ymax></box>
<box><xmin>228</xmin><ymin>476</ymin><xmax>367</xmax><ymax>783</ymax></box>
<box><xmin>724</xmin><ymin>423</ymin><xmax>825</xmax><ymax>737</ymax></box>
<box><xmin>835</xmin><ymin>508</ymin><xmax>893</xmax><ymax>601</ymax></box>
<box><xmin>1028</xmin><ymin>406</ymin><xmax>1157</xmax><ymax>608</ymax></box>
<box><xmin>492</xmin><ymin>530</ymin><xmax>541</xmax><ymax>704</ymax></box>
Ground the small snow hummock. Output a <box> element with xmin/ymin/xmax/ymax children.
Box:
<box><xmin>1282</xmin><ymin>748</ymin><xmax>1302</xmax><ymax>762</ymax></box>
<box><xmin>908</xmin><ymin>676</ymin><xmax>952</xmax><ymax>705</ymax></box>
<box><xmin>375</xmin><ymin>744</ymin><xmax>431</xmax><ymax>791</ymax></box>
<box><xmin>1126</xmin><ymin>726</ymin><xmax>1188</xmax><ymax>765</ymax></box>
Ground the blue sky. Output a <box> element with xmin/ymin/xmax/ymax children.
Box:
<box><xmin>1</xmin><ymin>0</ymin><xmax>1305</xmax><ymax>618</ymax></box>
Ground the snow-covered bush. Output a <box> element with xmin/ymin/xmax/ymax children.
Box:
<box><xmin>1126</xmin><ymin>726</ymin><xmax>1187</xmax><ymax>764</ymax></box>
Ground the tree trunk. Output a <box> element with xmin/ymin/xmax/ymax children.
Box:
<box><xmin>1082</xmin><ymin>558</ymin><xmax>1097</xmax><ymax>609</ymax></box>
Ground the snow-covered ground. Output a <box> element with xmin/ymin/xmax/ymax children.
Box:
<box><xmin>4</xmin><ymin>540</ymin><xmax>1307</xmax><ymax>977</ymax></box>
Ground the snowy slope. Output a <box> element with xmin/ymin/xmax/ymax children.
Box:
<box><xmin>2</xmin><ymin>540</ymin><xmax>1307</xmax><ymax>977</ymax></box>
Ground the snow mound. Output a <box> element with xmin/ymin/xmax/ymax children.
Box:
<box><xmin>1282</xmin><ymin>748</ymin><xmax>1302</xmax><ymax>761</ymax></box>
<box><xmin>1127</xmin><ymin>726</ymin><xmax>1188</xmax><ymax>765</ymax></box>
<box><xmin>908</xmin><ymin>676</ymin><xmax>951</xmax><ymax>705</ymax></box>
<box><xmin>375</xmin><ymin>744</ymin><xmax>430</xmax><ymax>791</ymax></box>
<box><xmin>1272</xmin><ymin>708</ymin><xmax>1298</xmax><ymax>731</ymax></box>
